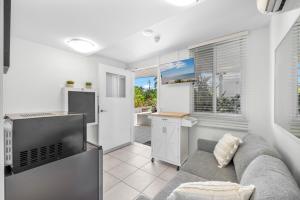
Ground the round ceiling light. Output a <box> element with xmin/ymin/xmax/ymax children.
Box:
<box><xmin>165</xmin><ymin>0</ymin><xmax>198</xmax><ymax>7</ymax></box>
<box><xmin>65</xmin><ymin>38</ymin><xmax>99</xmax><ymax>54</ymax></box>
<box><xmin>142</xmin><ymin>29</ymin><xmax>154</xmax><ymax>37</ymax></box>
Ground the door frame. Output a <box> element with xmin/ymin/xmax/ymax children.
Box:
<box><xmin>132</xmin><ymin>66</ymin><xmax>160</xmax><ymax>144</ymax></box>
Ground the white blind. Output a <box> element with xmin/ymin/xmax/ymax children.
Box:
<box><xmin>190</xmin><ymin>34</ymin><xmax>248</xmax><ymax>130</ymax></box>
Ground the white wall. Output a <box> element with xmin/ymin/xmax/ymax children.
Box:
<box><xmin>3</xmin><ymin>37</ymin><xmax>126</xmax><ymax>144</ymax></box>
<box><xmin>270</xmin><ymin>8</ymin><xmax>300</xmax><ymax>185</ymax></box>
<box><xmin>159</xmin><ymin>50</ymin><xmax>192</xmax><ymax>113</ymax></box>
<box><xmin>246</xmin><ymin>27</ymin><xmax>273</xmax><ymax>139</ymax></box>
<box><xmin>4</xmin><ymin>37</ymin><xmax>99</xmax><ymax>113</ymax></box>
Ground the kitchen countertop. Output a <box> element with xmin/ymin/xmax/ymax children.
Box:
<box><xmin>150</xmin><ymin>112</ymin><xmax>190</xmax><ymax>118</ymax></box>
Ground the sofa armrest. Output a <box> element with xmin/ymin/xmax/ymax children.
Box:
<box><xmin>197</xmin><ymin>139</ymin><xmax>217</xmax><ymax>153</ymax></box>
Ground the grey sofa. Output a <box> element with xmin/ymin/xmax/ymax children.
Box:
<box><xmin>137</xmin><ymin>134</ymin><xmax>300</xmax><ymax>200</ymax></box>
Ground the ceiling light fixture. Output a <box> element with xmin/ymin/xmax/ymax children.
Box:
<box><xmin>165</xmin><ymin>0</ymin><xmax>199</xmax><ymax>7</ymax></box>
<box><xmin>142</xmin><ymin>29</ymin><xmax>154</xmax><ymax>37</ymax></box>
<box><xmin>65</xmin><ymin>38</ymin><xmax>99</xmax><ymax>54</ymax></box>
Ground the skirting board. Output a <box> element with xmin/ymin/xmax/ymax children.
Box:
<box><xmin>103</xmin><ymin>142</ymin><xmax>131</xmax><ymax>154</ymax></box>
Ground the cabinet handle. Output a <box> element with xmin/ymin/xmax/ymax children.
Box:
<box><xmin>162</xmin><ymin>119</ymin><xmax>168</xmax><ymax>121</ymax></box>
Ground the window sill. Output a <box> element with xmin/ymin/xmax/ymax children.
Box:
<box><xmin>191</xmin><ymin>112</ymin><xmax>248</xmax><ymax>131</ymax></box>
<box><xmin>289</xmin><ymin>118</ymin><xmax>300</xmax><ymax>136</ymax></box>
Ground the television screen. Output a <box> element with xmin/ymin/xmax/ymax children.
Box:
<box><xmin>160</xmin><ymin>58</ymin><xmax>195</xmax><ymax>84</ymax></box>
<box><xmin>68</xmin><ymin>91</ymin><xmax>96</xmax><ymax>124</ymax></box>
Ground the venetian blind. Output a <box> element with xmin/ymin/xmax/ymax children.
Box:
<box><xmin>190</xmin><ymin>33</ymin><xmax>248</xmax><ymax>130</ymax></box>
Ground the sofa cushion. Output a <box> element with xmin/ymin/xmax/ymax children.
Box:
<box><xmin>153</xmin><ymin>171</ymin><xmax>207</xmax><ymax>200</ymax></box>
<box><xmin>181</xmin><ymin>150</ymin><xmax>237</xmax><ymax>182</ymax></box>
<box><xmin>233</xmin><ymin>134</ymin><xmax>281</xmax><ymax>181</ymax></box>
<box><xmin>241</xmin><ymin>155</ymin><xmax>300</xmax><ymax>200</ymax></box>
<box><xmin>214</xmin><ymin>134</ymin><xmax>243</xmax><ymax>168</ymax></box>
<box><xmin>167</xmin><ymin>181</ymin><xmax>255</xmax><ymax>200</ymax></box>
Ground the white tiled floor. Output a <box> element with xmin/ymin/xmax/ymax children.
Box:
<box><xmin>103</xmin><ymin>142</ymin><xmax>178</xmax><ymax>200</ymax></box>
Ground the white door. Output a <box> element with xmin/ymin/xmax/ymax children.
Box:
<box><xmin>151</xmin><ymin>119</ymin><xmax>165</xmax><ymax>159</ymax></box>
<box><xmin>98</xmin><ymin>64</ymin><xmax>134</xmax><ymax>151</ymax></box>
<box><xmin>165</xmin><ymin>122</ymin><xmax>179</xmax><ymax>164</ymax></box>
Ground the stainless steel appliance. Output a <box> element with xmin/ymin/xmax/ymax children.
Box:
<box><xmin>4</xmin><ymin>112</ymin><xmax>87</xmax><ymax>174</ymax></box>
<box><xmin>5</xmin><ymin>143</ymin><xmax>103</xmax><ymax>200</ymax></box>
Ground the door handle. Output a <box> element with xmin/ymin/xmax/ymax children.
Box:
<box><xmin>100</xmin><ymin>109</ymin><xmax>107</xmax><ymax>113</ymax></box>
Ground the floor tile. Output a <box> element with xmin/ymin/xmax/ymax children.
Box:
<box><xmin>134</xmin><ymin>142</ymin><xmax>151</xmax><ymax>150</ymax></box>
<box><xmin>135</xmin><ymin>148</ymin><xmax>152</xmax><ymax>158</ymax></box>
<box><xmin>126</xmin><ymin>155</ymin><xmax>150</xmax><ymax>168</ymax></box>
<box><xmin>121</xmin><ymin>144</ymin><xmax>135</xmax><ymax>151</ymax></box>
<box><xmin>108</xmin><ymin>162</ymin><xmax>138</xmax><ymax>180</ymax></box>
<box><xmin>103</xmin><ymin>156</ymin><xmax>123</xmax><ymax>171</ymax></box>
<box><xmin>125</xmin><ymin>145</ymin><xmax>147</xmax><ymax>155</ymax></box>
<box><xmin>160</xmin><ymin>167</ymin><xmax>178</xmax><ymax>182</ymax></box>
<box><xmin>137</xmin><ymin>194</ymin><xmax>151</xmax><ymax>200</ymax></box>
<box><xmin>104</xmin><ymin>182</ymin><xmax>139</xmax><ymax>200</ymax></box>
<box><xmin>109</xmin><ymin>149</ymin><xmax>137</xmax><ymax>161</ymax></box>
<box><xmin>141</xmin><ymin>161</ymin><xmax>168</xmax><ymax>176</ymax></box>
<box><xmin>103</xmin><ymin>172</ymin><xmax>120</xmax><ymax>192</ymax></box>
<box><xmin>123</xmin><ymin>170</ymin><xmax>156</xmax><ymax>192</ymax></box>
<box><xmin>108</xmin><ymin>148</ymin><xmax>125</xmax><ymax>156</ymax></box>
<box><xmin>143</xmin><ymin>178</ymin><xmax>167</xmax><ymax>199</ymax></box>
<box><xmin>131</xmin><ymin>143</ymin><xmax>151</xmax><ymax>158</ymax></box>
<box><xmin>103</xmin><ymin>153</ymin><xmax>112</xmax><ymax>161</ymax></box>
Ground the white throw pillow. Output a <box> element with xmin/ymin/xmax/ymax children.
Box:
<box><xmin>167</xmin><ymin>181</ymin><xmax>255</xmax><ymax>200</ymax></box>
<box><xmin>213</xmin><ymin>134</ymin><xmax>242</xmax><ymax>168</ymax></box>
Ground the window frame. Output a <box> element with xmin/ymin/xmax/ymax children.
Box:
<box><xmin>191</xmin><ymin>35</ymin><xmax>247</xmax><ymax>118</ymax></box>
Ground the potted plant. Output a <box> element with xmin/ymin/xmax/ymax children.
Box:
<box><xmin>66</xmin><ymin>80</ymin><xmax>75</xmax><ymax>88</ymax></box>
<box><xmin>85</xmin><ymin>82</ymin><xmax>92</xmax><ymax>89</ymax></box>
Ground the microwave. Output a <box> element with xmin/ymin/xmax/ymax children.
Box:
<box><xmin>4</xmin><ymin>112</ymin><xmax>87</xmax><ymax>174</ymax></box>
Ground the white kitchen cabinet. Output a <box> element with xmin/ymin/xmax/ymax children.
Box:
<box><xmin>149</xmin><ymin>114</ymin><xmax>197</xmax><ymax>169</ymax></box>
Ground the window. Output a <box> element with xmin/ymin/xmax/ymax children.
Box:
<box><xmin>134</xmin><ymin>67</ymin><xmax>158</xmax><ymax>112</ymax></box>
<box><xmin>106</xmin><ymin>72</ymin><xmax>126</xmax><ymax>98</ymax></box>
<box><xmin>191</xmin><ymin>34</ymin><xmax>247</xmax><ymax>115</ymax></box>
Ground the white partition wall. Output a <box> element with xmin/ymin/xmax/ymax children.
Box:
<box><xmin>0</xmin><ymin>0</ymin><xmax>5</xmax><ymax>199</ymax></box>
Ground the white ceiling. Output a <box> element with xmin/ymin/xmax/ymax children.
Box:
<box><xmin>12</xmin><ymin>0</ymin><xmax>270</xmax><ymax>65</ymax></box>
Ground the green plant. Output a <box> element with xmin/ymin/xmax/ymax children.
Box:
<box><xmin>85</xmin><ymin>82</ymin><xmax>92</xmax><ymax>86</ymax></box>
<box><xmin>134</xmin><ymin>86</ymin><xmax>157</xmax><ymax>108</ymax></box>
<box><xmin>194</xmin><ymin>74</ymin><xmax>240</xmax><ymax>113</ymax></box>
<box><xmin>66</xmin><ymin>80</ymin><xmax>74</xmax><ymax>84</ymax></box>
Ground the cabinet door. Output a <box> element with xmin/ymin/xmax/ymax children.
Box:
<box><xmin>151</xmin><ymin>120</ymin><xmax>165</xmax><ymax>158</ymax></box>
<box><xmin>165</xmin><ymin>122</ymin><xmax>180</xmax><ymax>164</ymax></box>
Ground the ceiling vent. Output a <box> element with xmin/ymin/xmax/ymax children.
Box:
<box><xmin>257</xmin><ymin>0</ymin><xmax>300</xmax><ymax>14</ymax></box>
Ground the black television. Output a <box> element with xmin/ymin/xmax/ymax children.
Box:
<box><xmin>66</xmin><ymin>90</ymin><xmax>97</xmax><ymax>124</ymax></box>
<box><xmin>3</xmin><ymin>0</ymin><xmax>11</xmax><ymax>73</ymax></box>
